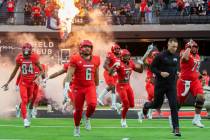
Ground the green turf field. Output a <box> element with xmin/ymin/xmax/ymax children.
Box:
<box><xmin>0</xmin><ymin>118</ymin><xmax>209</xmax><ymax>140</ymax></box>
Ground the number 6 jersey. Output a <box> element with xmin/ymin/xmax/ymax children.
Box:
<box><xmin>16</xmin><ymin>52</ymin><xmax>39</xmax><ymax>84</ymax></box>
<box><xmin>69</xmin><ymin>54</ymin><xmax>100</xmax><ymax>87</ymax></box>
<box><xmin>180</xmin><ymin>53</ymin><xmax>201</xmax><ymax>81</ymax></box>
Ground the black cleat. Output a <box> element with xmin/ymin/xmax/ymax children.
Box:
<box><xmin>173</xmin><ymin>128</ymin><xmax>181</xmax><ymax>137</ymax></box>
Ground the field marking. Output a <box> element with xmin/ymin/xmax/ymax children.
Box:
<box><xmin>0</xmin><ymin>139</ymin><xmax>22</xmax><ymax>140</ymax></box>
<box><xmin>0</xmin><ymin>124</ymin><xmax>210</xmax><ymax>129</ymax></box>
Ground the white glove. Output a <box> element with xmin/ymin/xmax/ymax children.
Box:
<box><xmin>43</xmin><ymin>77</ymin><xmax>49</xmax><ymax>83</ymax></box>
<box><xmin>137</xmin><ymin>59</ymin><xmax>144</xmax><ymax>65</ymax></box>
<box><xmin>63</xmin><ymin>82</ymin><xmax>70</xmax><ymax>100</ymax></box>
<box><xmin>15</xmin><ymin>85</ymin><xmax>19</xmax><ymax>92</ymax></box>
<box><xmin>147</xmin><ymin>44</ymin><xmax>154</xmax><ymax>53</ymax></box>
<box><xmin>41</xmin><ymin>77</ymin><xmax>49</xmax><ymax>88</ymax></box>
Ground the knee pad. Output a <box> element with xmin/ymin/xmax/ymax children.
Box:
<box><xmin>195</xmin><ymin>96</ymin><xmax>205</xmax><ymax>109</ymax></box>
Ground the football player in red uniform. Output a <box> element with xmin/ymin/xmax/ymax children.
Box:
<box><xmin>98</xmin><ymin>43</ymin><xmax>121</xmax><ymax>110</ymax></box>
<box><xmin>110</xmin><ymin>49</ymin><xmax>143</xmax><ymax>128</ymax></box>
<box><xmin>177</xmin><ymin>39</ymin><xmax>205</xmax><ymax>128</ymax></box>
<box><xmin>15</xmin><ymin>64</ymin><xmax>47</xmax><ymax>118</ymax></box>
<box><xmin>64</xmin><ymin>40</ymin><xmax>100</xmax><ymax>136</ymax></box>
<box><xmin>2</xmin><ymin>43</ymin><xmax>44</xmax><ymax>128</ymax></box>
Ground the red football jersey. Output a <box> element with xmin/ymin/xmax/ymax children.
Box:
<box><xmin>180</xmin><ymin>53</ymin><xmax>201</xmax><ymax>81</ymax></box>
<box><xmin>116</xmin><ymin>60</ymin><xmax>136</xmax><ymax>82</ymax></box>
<box><xmin>105</xmin><ymin>52</ymin><xmax>120</xmax><ymax>70</ymax></box>
<box><xmin>145</xmin><ymin>57</ymin><xmax>154</xmax><ymax>79</ymax></box>
<box><xmin>34</xmin><ymin>64</ymin><xmax>46</xmax><ymax>75</ymax></box>
<box><xmin>69</xmin><ymin>54</ymin><xmax>100</xmax><ymax>87</ymax></box>
<box><xmin>16</xmin><ymin>52</ymin><xmax>39</xmax><ymax>83</ymax></box>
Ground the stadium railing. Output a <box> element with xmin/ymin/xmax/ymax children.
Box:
<box><xmin>1</xmin><ymin>12</ymin><xmax>210</xmax><ymax>25</ymax></box>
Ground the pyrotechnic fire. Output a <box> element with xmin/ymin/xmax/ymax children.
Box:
<box><xmin>57</xmin><ymin>0</ymin><xmax>79</xmax><ymax>40</ymax></box>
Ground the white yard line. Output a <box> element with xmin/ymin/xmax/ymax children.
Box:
<box><xmin>0</xmin><ymin>124</ymin><xmax>209</xmax><ymax>129</ymax></box>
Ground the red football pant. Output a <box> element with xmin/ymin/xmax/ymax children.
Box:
<box><xmin>104</xmin><ymin>70</ymin><xmax>117</xmax><ymax>86</ymax></box>
<box><xmin>19</xmin><ymin>82</ymin><xmax>35</xmax><ymax>119</ymax></box>
<box><xmin>177</xmin><ymin>78</ymin><xmax>204</xmax><ymax>104</ymax></box>
<box><xmin>116</xmin><ymin>83</ymin><xmax>134</xmax><ymax>119</ymax></box>
<box><xmin>145</xmin><ymin>82</ymin><xmax>154</xmax><ymax>102</ymax></box>
<box><xmin>68</xmin><ymin>85</ymin><xmax>75</xmax><ymax>107</ymax></box>
<box><xmin>73</xmin><ymin>85</ymin><xmax>97</xmax><ymax>126</ymax></box>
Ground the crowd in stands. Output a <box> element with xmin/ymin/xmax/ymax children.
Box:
<box><xmin>0</xmin><ymin>0</ymin><xmax>210</xmax><ymax>25</ymax></box>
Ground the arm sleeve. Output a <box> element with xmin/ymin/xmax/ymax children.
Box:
<box><xmin>63</xmin><ymin>63</ymin><xmax>69</xmax><ymax>72</ymax></box>
<box><xmin>69</xmin><ymin>55</ymin><xmax>77</xmax><ymax>67</ymax></box>
<box><xmin>130</xmin><ymin>60</ymin><xmax>136</xmax><ymax>70</ymax></box>
<box><xmin>151</xmin><ymin>55</ymin><xmax>161</xmax><ymax>77</ymax></box>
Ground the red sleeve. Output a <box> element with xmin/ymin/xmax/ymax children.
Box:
<box><xmin>63</xmin><ymin>63</ymin><xmax>69</xmax><ymax>72</ymax></box>
<box><xmin>69</xmin><ymin>55</ymin><xmax>77</xmax><ymax>67</ymax></box>
<box><xmin>130</xmin><ymin>60</ymin><xmax>136</xmax><ymax>70</ymax></box>
<box><xmin>106</xmin><ymin>52</ymin><xmax>114</xmax><ymax>60</ymax></box>
<box><xmin>15</xmin><ymin>54</ymin><xmax>21</xmax><ymax>65</ymax></box>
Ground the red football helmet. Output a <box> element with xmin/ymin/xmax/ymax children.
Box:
<box><xmin>22</xmin><ymin>43</ymin><xmax>32</xmax><ymax>56</ymax></box>
<box><xmin>79</xmin><ymin>40</ymin><xmax>93</xmax><ymax>55</ymax></box>
<box><xmin>151</xmin><ymin>50</ymin><xmax>159</xmax><ymax>58</ymax></box>
<box><xmin>111</xmin><ymin>43</ymin><xmax>121</xmax><ymax>54</ymax></box>
<box><xmin>185</xmin><ymin>39</ymin><xmax>198</xmax><ymax>54</ymax></box>
<box><xmin>120</xmin><ymin>49</ymin><xmax>130</xmax><ymax>62</ymax></box>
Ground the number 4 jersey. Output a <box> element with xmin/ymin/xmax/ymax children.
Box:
<box><xmin>69</xmin><ymin>54</ymin><xmax>100</xmax><ymax>87</ymax></box>
<box><xmin>180</xmin><ymin>53</ymin><xmax>201</xmax><ymax>81</ymax></box>
<box><xmin>16</xmin><ymin>52</ymin><xmax>39</xmax><ymax>84</ymax></box>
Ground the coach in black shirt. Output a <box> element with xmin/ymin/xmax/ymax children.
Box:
<box><xmin>143</xmin><ymin>38</ymin><xmax>181</xmax><ymax>137</ymax></box>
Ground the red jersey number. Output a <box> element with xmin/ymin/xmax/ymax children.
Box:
<box><xmin>192</xmin><ymin>61</ymin><xmax>200</xmax><ymax>72</ymax></box>
<box><xmin>125</xmin><ymin>70</ymin><xmax>131</xmax><ymax>81</ymax></box>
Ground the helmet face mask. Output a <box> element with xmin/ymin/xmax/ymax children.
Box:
<box><xmin>79</xmin><ymin>40</ymin><xmax>93</xmax><ymax>56</ymax></box>
<box><xmin>120</xmin><ymin>49</ymin><xmax>130</xmax><ymax>63</ymax></box>
<box><xmin>22</xmin><ymin>43</ymin><xmax>32</xmax><ymax>57</ymax></box>
<box><xmin>185</xmin><ymin>39</ymin><xmax>198</xmax><ymax>55</ymax></box>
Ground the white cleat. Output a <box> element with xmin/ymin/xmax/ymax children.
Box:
<box><xmin>121</xmin><ymin>119</ymin><xmax>128</xmax><ymax>128</ymax></box>
<box><xmin>168</xmin><ymin>115</ymin><xmax>173</xmax><ymax>128</ymax></box>
<box><xmin>97</xmin><ymin>98</ymin><xmax>104</xmax><ymax>106</ymax></box>
<box><xmin>137</xmin><ymin>111</ymin><xmax>144</xmax><ymax>123</ymax></box>
<box><xmin>73</xmin><ymin>127</ymin><xmax>80</xmax><ymax>137</ymax></box>
<box><xmin>24</xmin><ymin>119</ymin><xmax>30</xmax><ymax>128</ymax></box>
<box><xmin>192</xmin><ymin>118</ymin><xmax>205</xmax><ymax>128</ymax></box>
<box><xmin>116</xmin><ymin>103</ymin><xmax>122</xmax><ymax>115</ymax></box>
<box><xmin>84</xmin><ymin>116</ymin><xmax>91</xmax><ymax>131</ymax></box>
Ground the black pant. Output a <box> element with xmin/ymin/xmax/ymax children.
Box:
<box><xmin>144</xmin><ymin>83</ymin><xmax>179</xmax><ymax>129</ymax></box>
